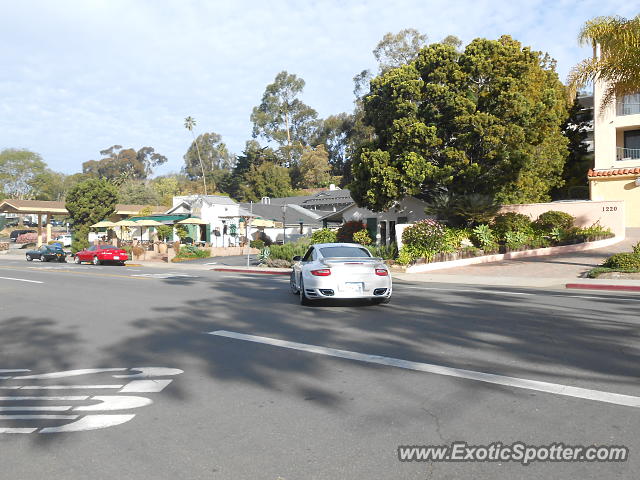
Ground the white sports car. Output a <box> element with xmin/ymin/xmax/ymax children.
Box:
<box><xmin>290</xmin><ymin>243</ymin><xmax>392</xmax><ymax>305</ymax></box>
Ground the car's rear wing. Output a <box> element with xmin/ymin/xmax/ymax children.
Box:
<box><xmin>321</xmin><ymin>257</ymin><xmax>384</xmax><ymax>266</ymax></box>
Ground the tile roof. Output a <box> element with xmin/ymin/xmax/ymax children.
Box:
<box><xmin>588</xmin><ymin>167</ymin><xmax>640</xmax><ymax>177</ymax></box>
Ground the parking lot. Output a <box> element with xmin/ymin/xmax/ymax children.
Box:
<box><xmin>1</xmin><ymin>258</ymin><xmax>639</xmax><ymax>479</ymax></box>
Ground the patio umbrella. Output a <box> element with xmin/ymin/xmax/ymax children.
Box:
<box><xmin>134</xmin><ymin>219</ymin><xmax>164</xmax><ymax>242</ymax></box>
<box><xmin>90</xmin><ymin>220</ymin><xmax>117</xmax><ymax>228</ymax></box>
<box><xmin>114</xmin><ymin>219</ymin><xmax>139</xmax><ymax>241</ymax></box>
<box><xmin>251</xmin><ymin>218</ymin><xmax>278</xmax><ymax>228</ymax></box>
<box><xmin>176</xmin><ymin>217</ymin><xmax>208</xmax><ymax>225</ymax></box>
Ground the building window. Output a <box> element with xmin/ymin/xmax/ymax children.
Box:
<box><xmin>616</xmin><ymin>93</ymin><xmax>640</xmax><ymax>116</ymax></box>
<box><xmin>618</xmin><ymin>130</ymin><xmax>640</xmax><ymax>160</ymax></box>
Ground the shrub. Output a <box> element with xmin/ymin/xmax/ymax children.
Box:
<box><xmin>337</xmin><ymin>220</ymin><xmax>366</xmax><ymax>243</ymax></box>
<box><xmin>155</xmin><ymin>225</ymin><xmax>173</xmax><ymax>242</ymax></box>
<box><xmin>396</xmin><ymin>246</ymin><xmax>417</xmax><ymax>265</ymax></box>
<box><xmin>492</xmin><ymin>212</ymin><xmax>532</xmax><ymax>240</ymax></box>
<box><xmin>132</xmin><ymin>245</ymin><xmax>146</xmax><ymax>257</ymax></box>
<box><xmin>250</xmin><ymin>239</ymin><xmax>265</xmax><ymax>249</ymax></box>
<box><xmin>368</xmin><ymin>242</ymin><xmax>398</xmax><ymax>260</ymax></box>
<box><xmin>533</xmin><ymin>211</ymin><xmax>575</xmax><ymax>232</ymax></box>
<box><xmin>602</xmin><ymin>253</ymin><xmax>640</xmax><ymax>270</ymax></box>
<box><xmin>265</xmin><ymin>258</ymin><xmax>291</xmax><ymax>268</ymax></box>
<box><xmin>267</xmin><ymin>240</ymin><xmax>311</xmax><ymax>261</ymax></box>
<box><xmin>0</xmin><ymin>242</ymin><xmax>9</xmax><ymax>251</ymax></box>
<box><xmin>311</xmin><ymin>228</ymin><xmax>337</xmax><ymax>244</ymax></box>
<box><xmin>470</xmin><ymin>224</ymin><xmax>498</xmax><ymax>252</ymax></box>
<box><xmin>402</xmin><ymin>219</ymin><xmax>447</xmax><ymax>249</ymax></box>
<box><xmin>258</xmin><ymin>247</ymin><xmax>271</xmax><ymax>264</ymax></box>
<box><xmin>353</xmin><ymin>229</ymin><xmax>372</xmax><ymax>245</ymax></box>
<box><xmin>634</xmin><ymin>242</ymin><xmax>640</xmax><ymax>255</ymax></box>
<box><xmin>175</xmin><ymin>245</ymin><xmax>210</xmax><ymax>259</ymax></box>
<box><xmin>424</xmin><ymin>192</ymin><xmax>499</xmax><ymax>227</ymax></box>
<box><xmin>16</xmin><ymin>232</ymin><xmax>43</xmax><ymax>244</ymax></box>
<box><xmin>175</xmin><ymin>224</ymin><xmax>188</xmax><ymax>241</ymax></box>
<box><xmin>504</xmin><ymin>231</ymin><xmax>531</xmax><ymax>250</ymax></box>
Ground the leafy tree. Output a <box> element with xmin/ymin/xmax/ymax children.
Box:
<box><xmin>441</xmin><ymin>35</ymin><xmax>462</xmax><ymax>49</ymax></box>
<box><xmin>373</xmin><ymin>28</ymin><xmax>428</xmax><ymax>73</ymax></box>
<box><xmin>150</xmin><ymin>176</ymin><xmax>182</xmax><ymax>206</ymax></box>
<box><xmin>117</xmin><ymin>180</ymin><xmax>160</xmax><ymax>205</ymax></box>
<box><xmin>83</xmin><ymin>145</ymin><xmax>166</xmax><ymax>181</ymax></box>
<box><xmin>227</xmin><ymin>140</ymin><xmax>279</xmax><ymax>199</ymax></box>
<box><xmin>250</xmin><ymin>71</ymin><xmax>319</xmax><ymax>162</ymax></box>
<box><xmin>312</xmin><ymin>113</ymin><xmax>356</xmax><ymax>179</ymax></box>
<box><xmin>350</xmin><ymin>36</ymin><xmax>569</xmax><ymax>212</ymax></box>
<box><xmin>568</xmin><ymin>15</ymin><xmax>640</xmax><ymax>108</ymax></box>
<box><xmin>183</xmin><ymin>131</ymin><xmax>234</xmax><ymax>194</ymax></box>
<box><xmin>238</xmin><ymin>162</ymin><xmax>293</xmax><ymax>202</ymax></box>
<box><xmin>294</xmin><ymin>145</ymin><xmax>332</xmax><ymax>189</ymax></box>
<box><xmin>0</xmin><ymin>149</ymin><xmax>47</xmax><ymax>199</ymax></box>
<box><xmin>551</xmin><ymin>97</ymin><xmax>593</xmax><ymax>200</ymax></box>
<box><xmin>184</xmin><ymin>116</ymin><xmax>208</xmax><ymax>195</ymax></box>
<box><xmin>65</xmin><ymin>178</ymin><xmax>118</xmax><ymax>252</ymax></box>
<box><xmin>29</xmin><ymin>170</ymin><xmax>68</xmax><ymax>201</ymax></box>
<box><xmin>183</xmin><ymin>132</ymin><xmax>234</xmax><ymax>178</ymax></box>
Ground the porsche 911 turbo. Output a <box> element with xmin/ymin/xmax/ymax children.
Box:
<box><xmin>290</xmin><ymin>243</ymin><xmax>392</xmax><ymax>305</ymax></box>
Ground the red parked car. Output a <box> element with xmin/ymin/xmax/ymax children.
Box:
<box><xmin>74</xmin><ymin>245</ymin><xmax>129</xmax><ymax>265</ymax></box>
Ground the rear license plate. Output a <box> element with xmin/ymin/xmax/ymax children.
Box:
<box><xmin>113</xmin><ymin>256</ymin><xmax>120</xmax><ymax>260</ymax></box>
<box><xmin>345</xmin><ymin>282</ymin><xmax>363</xmax><ymax>294</ymax></box>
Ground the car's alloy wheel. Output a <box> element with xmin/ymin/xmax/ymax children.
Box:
<box><xmin>92</xmin><ymin>256</ymin><xmax>100</xmax><ymax>266</ymax></box>
<box><xmin>26</xmin><ymin>254</ymin><xmax>32</xmax><ymax>262</ymax></box>
<box><xmin>74</xmin><ymin>255</ymin><xmax>81</xmax><ymax>264</ymax></box>
<box><xmin>299</xmin><ymin>278</ymin><xmax>311</xmax><ymax>306</ymax></box>
<box><xmin>289</xmin><ymin>271</ymin><xmax>299</xmax><ymax>294</ymax></box>
<box><xmin>40</xmin><ymin>255</ymin><xmax>47</xmax><ymax>262</ymax></box>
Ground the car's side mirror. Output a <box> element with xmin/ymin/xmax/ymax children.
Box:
<box><xmin>292</xmin><ymin>256</ymin><xmax>301</xmax><ymax>262</ymax></box>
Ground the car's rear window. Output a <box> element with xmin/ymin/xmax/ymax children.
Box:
<box><xmin>319</xmin><ymin>247</ymin><xmax>371</xmax><ymax>258</ymax></box>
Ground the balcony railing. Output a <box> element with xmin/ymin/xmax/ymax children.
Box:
<box><xmin>616</xmin><ymin>147</ymin><xmax>640</xmax><ymax>161</ymax></box>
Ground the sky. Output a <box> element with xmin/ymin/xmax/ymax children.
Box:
<box><xmin>1</xmin><ymin>1</ymin><xmax>637</xmax><ymax>177</ymax></box>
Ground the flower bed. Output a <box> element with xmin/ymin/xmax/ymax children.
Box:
<box><xmin>397</xmin><ymin>211</ymin><xmax>615</xmax><ymax>267</ymax></box>
<box><xmin>587</xmin><ymin>243</ymin><xmax>640</xmax><ymax>278</ymax></box>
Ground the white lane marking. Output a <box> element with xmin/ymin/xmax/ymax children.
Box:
<box><xmin>13</xmin><ymin>368</ymin><xmax>126</xmax><ymax>379</ymax></box>
<box><xmin>40</xmin><ymin>414</ymin><xmax>135</xmax><ymax>433</ymax></box>
<box><xmin>209</xmin><ymin>330</ymin><xmax>640</xmax><ymax>409</ymax></box>
<box><xmin>0</xmin><ymin>367</ymin><xmax>182</xmax><ymax>433</ymax></box>
<box><xmin>74</xmin><ymin>395</ymin><xmax>152</xmax><ymax>411</ymax></box>
<box><xmin>0</xmin><ymin>396</ymin><xmax>88</xmax><ymax>401</ymax></box>
<box><xmin>0</xmin><ymin>415</ymin><xmax>78</xmax><ymax>420</ymax></box>
<box><xmin>8</xmin><ymin>385</ymin><xmax>123</xmax><ymax>390</ymax></box>
<box><xmin>0</xmin><ymin>276</ymin><xmax>43</xmax><ymax>284</ymax></box>
<box><xmin>0</xmin><ymin>406</ymin><xmax>71</xmax><ymax>411</ymax></box>
<box><xmin>0</xmin><ymin>370</ymin><xmax>30</xmax><ymax>373</ymax></box>
<box><xmin>0</xmin><ymin>427</ymin><xmax>37</xmax><ymax>433</ymax></box>
<box><xmin>399</xmin><ymin>286</ymin><xmax>532</xmax><ymax>296</ymax></box>
<box><xmin>119</xmin><ymin>379</ymin><xmax>173</xmax><ymax>393</ymax></box>
<box><xmin>112</xmin><ymin>367</ymin><xmax>184</xmax><ymax>378</ymax></box>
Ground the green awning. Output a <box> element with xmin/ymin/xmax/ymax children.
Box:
<box><xmin>128</xmin><ymin>214</ymin><xmax>190</xmax><ymax>223</ymax></box>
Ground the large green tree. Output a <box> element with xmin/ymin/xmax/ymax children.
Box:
<box><xmin>83</xmin><ymin>145</ymin><xmax>167</xmax><ymax>181</ymax></box>
<box><xmin>350</xmin><ymin>36</ymin><xmax>569</xmax><ymax>211</ymax></box>
<box><xmin>29</xmin><ymin>170</ymin><xmax>68</xmax><ymax>201</ymax></box>
<box><xmin>293</xmin><ymin>145</ymin><xmax>332</xmax><ymax>189</ymax></box>
<box><xmin>0</xmin><ymin>148</ymin><xmax>47</xmax><ymax>199</ymax></box>
<box><xmin>250</xmin><ymin>71</ymin><xmax>319</xmax><ymax>163</ymax></box>
<box><xmin>183</xmin><ymin>131</ymin><xmax>234</xmax><ymax>194</ymax></box>
<box><xmin>373</xmin><ymin>28</ymin><xmax>428</xmax><ymax>73</ymax></box>
<box><xmin>551</xmin><ymin>97</ymin><xmax>593</xmax><ymax>200</ymax></box>
<box><xmin>117</xmin><ymin>180</ymin><xmax>160</xmax><ymax>205</ymax></box>
<box><xmin>238</xmin><ymin>162</ymin><xmax>293</xmax><ymax>202</ymax></box>
<box><xmin>568</xmin><ymin>15</ymin><xmax>640</xmax><ymax>108</ymax></box>
<box><xmin>65</xmin><ymin>178</ymin><xmax>118</xmax><ymax>252</ymax></box>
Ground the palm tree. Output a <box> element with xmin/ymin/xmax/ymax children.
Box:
<box><xmin>568</xmin><ymin>15</ymin><xmax>640</xmax><ymax>109</ymax></box>
<box><xmin>184</xmin><ymin>116</ymin><xmax>208</xmax><ymax>195</ymax></box>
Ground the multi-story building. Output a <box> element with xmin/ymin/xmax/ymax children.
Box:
<box><xmin>589</xmin><ymin>81</ymin><xmax>640</xmax><ymax>227</ymax></box>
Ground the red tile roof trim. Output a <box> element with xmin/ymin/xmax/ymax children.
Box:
<box><xmin>588</xmin><ymin>167</ymin><xmax>640</xmax><ymax>178</ymax></box>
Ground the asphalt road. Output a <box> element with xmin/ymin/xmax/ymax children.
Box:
<box><xmin>1</xmin><ymin>258</ymin><xmax>639</xmax><ymax>479</ymax></box>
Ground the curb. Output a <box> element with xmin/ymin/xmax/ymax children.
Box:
<box><xmin>124</xmin><ymin>264</ymin><xmax>143</xmax><ymax>267</ymax></box>
<box><xmin>566</xmin><ymin>283</ymin><xmax>640</xmax><ymax>292</ymax></box>
<box><xmin>211</xmin><ymin>268</ymin><xmax>289</xmax><ymax>275</ymax></box>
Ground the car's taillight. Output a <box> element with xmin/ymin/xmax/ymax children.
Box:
<box><xmin>375</xmin><ymin>268</ymin><xmax>389</xmax><ymax>276</ymax></box>
<box><xmin>311</xmin><ymin>269</ymin><xmax>331</xmax><ymax>276</ymax></box>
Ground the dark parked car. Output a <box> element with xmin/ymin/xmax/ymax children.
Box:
<box><xmin>10</xmin><ymin>229</ymin><xmax>36</xmax><ymax>242</ymax></box>
<box><xmin>25</xmin><ymin>245</ymin><xmax>67</xmax><ymax>262</ymax></box>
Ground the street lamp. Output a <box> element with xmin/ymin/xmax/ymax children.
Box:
<box><xmin>281</xmin><ymin>205</ymin><xmax>287</xmax><ymax>244</ymax></box>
